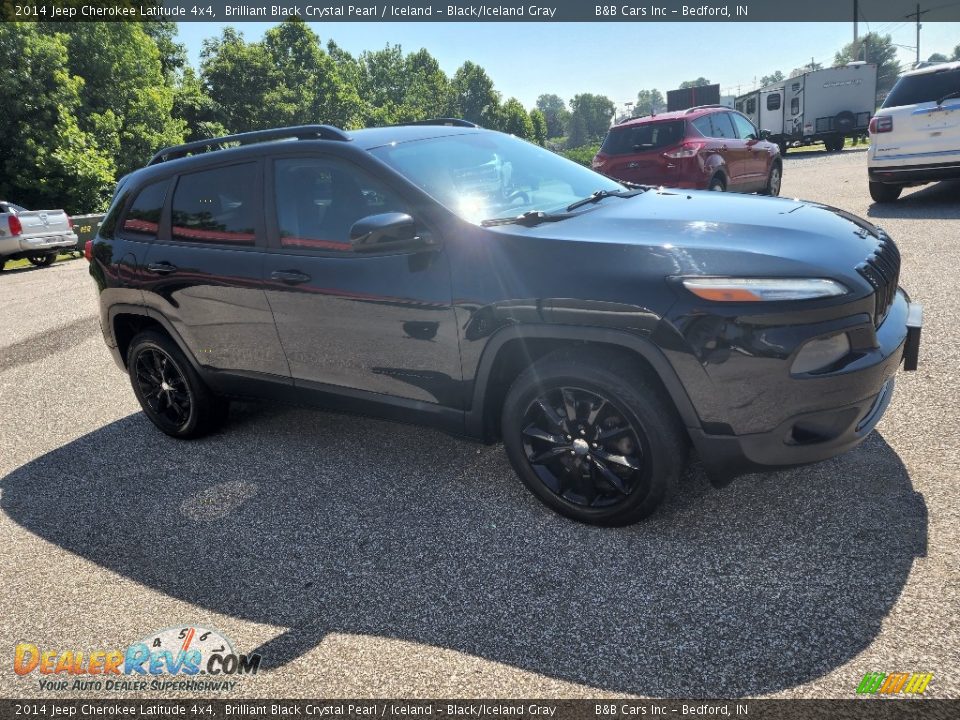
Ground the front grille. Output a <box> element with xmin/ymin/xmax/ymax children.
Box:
<box><xmin>857</xmin><ymin>237</ymin><xmax>901</xmax><ymax>326</ymax></box>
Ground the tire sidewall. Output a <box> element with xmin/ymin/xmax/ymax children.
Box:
<box><xmin>502</xmin><ymin>368</ymin><xmax>675</xmax><ymax>526</ymax></box>
<box><xmin>128</xmin><ymin>337</ymin><xmax>200</xmax><ymax>438</ymax></box>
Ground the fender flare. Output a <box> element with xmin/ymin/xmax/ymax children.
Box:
<box><xmin>464</xmin><ymin>324</ymin><xmax>703</xmax><ymax>438</ymax></box>
<box><xmin>107</xmin><ymin>304</ymin><xmax>204</xmax><ymax>376</ymax></box>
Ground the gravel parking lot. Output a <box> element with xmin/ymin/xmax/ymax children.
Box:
<box><xmin>1</xmin><ymin>148</ymin><xmax>958</xmax><ymax>699</ymax></box>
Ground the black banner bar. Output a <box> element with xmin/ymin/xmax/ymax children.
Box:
<box><xmin>3</xmin><ymin>0</ymin><xmax>960</xmax><ymax>22</ymax></box>
<box><xmin>1</xmin><ymin>700</ymin><xmax>958</xmax><ymax>720</ymax></box>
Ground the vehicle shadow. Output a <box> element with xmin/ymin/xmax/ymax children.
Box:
<box><xmin>0</xmin><ymin>404</ymin><xmax>926</xmax><ymax>696</ymax></box>
<box><xmin>868</xmin><ymin>180</ymin><xmax>960</xmax><ymax>219</ymax></box>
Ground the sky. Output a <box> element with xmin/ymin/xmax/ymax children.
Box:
<box><xmin>175</xmin><ymin>21</ymin><xmax>960</xmax><ymax>112</ymax></box>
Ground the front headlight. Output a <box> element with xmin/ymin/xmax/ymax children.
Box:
<box><xmin>681</xmin><ymin>277</ymin><xmax>848</xmax><ymax>302</ymax></box>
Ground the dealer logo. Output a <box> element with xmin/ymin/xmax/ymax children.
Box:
<box><xmin>14</xmin><ymin>626</ymin><xmax>262</xmax><ymax>692</ymax></box>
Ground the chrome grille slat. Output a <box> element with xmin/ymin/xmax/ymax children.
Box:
<box><xmin>857</xmin><ymin>237</ymin><xmax>900</xmax><ymax>327</ymax></box>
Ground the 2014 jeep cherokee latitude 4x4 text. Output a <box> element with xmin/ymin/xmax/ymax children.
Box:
<box><xmin>90</xmin><ymin>121</ymin><xmax>922</xmax><ymax>525</ymax></box>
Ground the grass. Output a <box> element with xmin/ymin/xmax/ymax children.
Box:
<box><xmin>785</xmin><ymin>137</ymin><xmax>870</xmax><ymax>155</ymax></box>
<box><xmin>2</xmin><ymin>252</ymin><xmax>80</xmax><ymax>271</ymax></box>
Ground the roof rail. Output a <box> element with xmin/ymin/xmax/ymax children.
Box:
<box><xmin>396</xmin><ymin>118</ymin><xmax>480</xmax><ymax>128</ymax></box>
<box><xmin>684</xmin><ymin>105</ymin><xmax>728</xmax><ymax>113</ymax></box>
<box><xmin>147</xmin><ymin>125</ymin><xmax>350</xmax><ymax>166</ymax></box>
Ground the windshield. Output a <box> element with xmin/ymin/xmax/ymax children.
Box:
<box><xmin>600</xmin><ymin>121</ymin><xmax>685</xmax><ymax>155</ymax></box>
<box><xmin>883</xmin><ymin>67</ymin><xmax>960</xmax><ymax>108</ymax></box>
<box><xmin>369</xmin><ymin>132</ymin><xmax>623</xmax><ymax>223</ymax></box>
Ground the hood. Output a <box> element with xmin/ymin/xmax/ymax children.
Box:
<box><xmin>493</xmin><ymin>188</ymin><xmax>886</xmax><ymax>287</ymax></box>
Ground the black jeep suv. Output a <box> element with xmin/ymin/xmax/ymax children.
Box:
<box><xmin>89</xmin><ymin>120</ymin><xmax>922</xmax><ymax>525</ymax></box>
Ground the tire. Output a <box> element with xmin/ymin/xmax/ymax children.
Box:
<box><xmin>835</xmin><ymin>110</ymin><xmax>856</xmax><ymax>134</ymax></box>
<box><xmin>708</xmin><ymin>174</ymin><xmax>726</xmax><ymax>192</ymax></box>
<box><xmin>27</xmin><ymin>254</ymin><xmax>56</xmax><ymax>267</ymax></box>
<box><xmin>501</xmin><ymin>348</ymin><xmax>688</xmax><ymax>526</ymax></box>
<box><xmin>761</xmin><ymin>161</ymin><xmax>782</xmax><ymax>196</ymax></box>
<box><xmin>0</xmin><ymin>259</ymin><xmax>5</xmax><ymax>272</ymax></box>
<box><xmin>825</xmin><ymin>135</ymin><xmax>844</xmax><ymax>153</ymax></box>
<box><xmin>127</xmin><ymin>330</ymin><xmax>228</xmax><ymax>439</ymax></box>
<box><xmin>869</xmin><ymin>181</ymin><xmax>903</xmax><ymax>203</ymax></box>
<box><xmin>777</xmin><ymin>141</ymin><xmax>788</xmax><ymax>157</ymax></box>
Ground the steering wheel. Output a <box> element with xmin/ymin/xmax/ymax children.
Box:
<box><xmin>505</xmin><ymin>190</ymin><xmax>530</xmax><ymax>205</ymax></box>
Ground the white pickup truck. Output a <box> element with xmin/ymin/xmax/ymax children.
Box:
<box><xmin>0</xmin><ymin>201</ymin><xmax>78</xmax><ymax>271</ymax></box>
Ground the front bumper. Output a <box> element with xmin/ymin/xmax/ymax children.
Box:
<box><xmin>690</xmin><ymin>294</ymin><xmax>921</xmax><ymax>483</ymax></box>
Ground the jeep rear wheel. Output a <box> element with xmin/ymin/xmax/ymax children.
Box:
<box><xmin>128</xmin><ymin>331</ymin><xmax>228</xmax><ymax>439</ymax></box>
<box><xmin>501</xmin><ymin>349</ymin><xmax>687</xmax><ymax>526</ymax></box>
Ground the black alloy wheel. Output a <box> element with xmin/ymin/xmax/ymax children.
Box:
<box><xmin>134</xmin><ymin>347</ymin><xmax>193</xmax><ymax>432</ymax></box>
<box><xmin>127</xmin><ymin>330</ymin><xmax>228</xmax><ymax>439</ymax></box>
<box><xmin>501</xmin><ymin>348</ymin><xmax>687</xmax><ymax>525</ymax></box>
<box><xmin>520</xmin><ymin>386</ymin><xmax>650</xmax><ymax>508</ymax></box>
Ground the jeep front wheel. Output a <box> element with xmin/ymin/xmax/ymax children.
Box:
<box><xmin>501</xmin><ymin>349</ymin><xmax>687</xmax><ymax>526</ymax></box>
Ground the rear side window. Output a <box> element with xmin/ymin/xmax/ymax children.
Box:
<box><xmin>171</xmin><ymin>163</ymin><xmax>258</xmax><ymax>245</ymax></box>
<box><xmin>711</xmin><ymin>113</ymin><xmax>736</xmax><ymax>138</ymax></box>
<box><xmin>766</xmin><ymin>93</ymin><xmax>781</xmax><ymax>111</ymax></box>
<box><xmin>883</xmin><ymin>68</ymin><xmax>960</xmax><ymax>108</ymax></box>
<box><xmin>273</xmin><ymin>157</ymin><xmax>410</xmax><ymax>252</ymax></box>
<box><xmin>600</xmin><ymin>121</ymin><xmax>685</xmax><ymax>155</ymax></box>
<box><xmin>122</xmin><ymin>180</ymin><xmax>167</xmax><ymax>238</ymax></box>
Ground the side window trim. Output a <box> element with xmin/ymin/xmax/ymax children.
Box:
<box><xmin>265</xmin><ymin>153</ymin><xmax>422</xmax><ymax>257</ymax></box>
<box><xmin>161</xmin><ymin>159</ymin><xmax>265</xmax><ymax>250</ymax></box>
<box><xmin>117</xmin><ymin>177</ymin><xmax>172</xmax><ymax>243</ymax></box>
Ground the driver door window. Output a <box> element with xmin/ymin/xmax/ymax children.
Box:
<box><xmin>272</xmin><ymin>157</ymin><xmax>410</xmax><ymax>252</ymax></box>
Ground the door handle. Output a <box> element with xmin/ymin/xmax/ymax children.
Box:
<box><xmin>271</xmin><ymin>270</ymin><xmax>311</xmax><ymax>285</ymax></box>
<box><xmin>146</xmin><ymin>262</ymin><xmax>177</xmax><ymax>275</ymax></box>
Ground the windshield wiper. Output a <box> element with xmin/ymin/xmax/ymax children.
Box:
<box><xmin>566</xmin><ymin>188</ymin><xmax>645</xmax><ymax>212</ymax></box>
<box><xmin>480</xmin><ymin>210</ymin><xmax>574</xmax><ymax>227</ymax></box>
<box><xmin>936</xmin><ymin>89</ymin><xmax>960</xmax><ymax>105</ymax></box>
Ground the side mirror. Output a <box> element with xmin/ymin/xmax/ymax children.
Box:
<box><xmin>349</xmin><ymin>213</ymin><xmax>433</xmax><ymax>253</ymax></box>
<box><xmin>759</xmin><ymin>129</ymin><xmax>772</xmax><ymax>141</ymax></box>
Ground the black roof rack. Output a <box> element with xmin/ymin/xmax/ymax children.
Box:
<box><xmin>147</xmin><ymin>124</ymin><xmax>350</xmax><ymax>166</ymax></box>
<box><xmin>396</xmin><ymin>118</ymin><xmax>479</xmax><ymax>128</ymax></box>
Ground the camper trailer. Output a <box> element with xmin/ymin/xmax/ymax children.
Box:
<box><xmin>735</xmin><ymin>63</ymin><xmax>877</xmax><ymax>153</ymax></box>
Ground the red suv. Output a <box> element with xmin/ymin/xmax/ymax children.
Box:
<box><xmin>593</xmin><ymin>106</ymin><xmax>782</xmax><ymax>195</ymax></box>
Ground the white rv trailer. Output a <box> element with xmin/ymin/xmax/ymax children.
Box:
<box><xmin>735</xmin><ymin>62</ymin><xmax>878</xmax><ymax>153</ymax></box>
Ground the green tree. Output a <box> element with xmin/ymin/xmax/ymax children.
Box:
<box><xmin>402</xmin><ymin>48</ymin><xmax>451</xmax><ymax>121</ymax></box>
<box><xmin>835</xmin><ymin>32</ymin><xmax>900</xmax><ymax>100</ymax></box>
<box><xmin>173</xmin><ymin>66</ymin><xmax>227</xmax><ymax>142</ymax></box>
<box><xmin>789</xmin><ymin>61</ymin><xmax>823</xmax><ymax>77</ymax></box>
<box><xmin>529</xmin><ymin>109</ymin><xmax>547</xmax><ymax>146</ymax></box>
<box><xmin>451</xmin><ymin>61</ymin><xmax>501</xmax><ymax>127</ymax></box>
<box><xmin>928</xmin><ymin>53</ymin><xmax>949</xmax><ymax>63</ymax></box>
<box><xmin>679</xmin><ymin>77</ymin><xmax>711</xmax><ymax>88</ymax></box>
<box><xmin>200</xmin><ymin>27</ymin><xmax>275</xmax><ymax>133</ymax></box>
<box><xmin>536</xmin><ymin>93</ymin><xmax>570</xmax><ymax>137</ymax></box>
<box><xmin>0</xmin><ymin>24</ymin><xmax>114</xmax><ymax>212</ymax></box>
<box><xmin>48</xmin><ymin>22</ymin><xmax>184</xmax><ymax>176</ymax></box>
<box><xmin>760</xmin><ymin>70</ymin><xmax>785</xmax><ymax>86</ymax></box>
<box><xmin>953</xmin><ymin>44</ymin><xmax>960</xmax><ymax>61</ymax></box>
<box><xmin>500</xmin><ymin>98</ymin><xmax>533</xmax><ymax>138</ymax></box>
<box><xmin>633</xmin><ymin>88</ymin><xmax>664</xmax><ymax>116</ymax></box>
<box><xmin>567</xmin><ymin>93</ymin><xmax>615</xmax><ymax>148</ymax></box>
<box><xmin>141</xmin><ymin>21</ymin><xmax>187</xmax><ymax>81</ymax></box>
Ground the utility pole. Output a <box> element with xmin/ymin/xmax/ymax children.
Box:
<box><xmin>906</xmin><ymin>3</ymin><xmax>930</xmax><ymax>66</ymax></box>
<box><xmin>853</xmin><ymin>0</ymin><xmax>858</xmax><ymax>45</ymax></box>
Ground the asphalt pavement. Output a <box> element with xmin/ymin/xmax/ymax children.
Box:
<box><xmin>1</xmin><ymin>148</ymin><xmax>957</xmax><ymax>699</ymax></box>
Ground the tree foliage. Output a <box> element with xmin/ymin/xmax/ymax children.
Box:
<box><xmin>529</xmin><ymin>109</ymin><xmax>547</xmax><ymax>146</ymax></box>
<box><xmin>535</xmin><ymin>93</ymin><xmax>570</xmax><ymax>138</ymax></box>
<box><xmin>633</xmin><ymin>89</ymin><xmax>664</xmax><ymax>116</ymax></box>
<box><xmin>0</xmin><ymin>23</ymin><xmax>114</xmax><ymax>213</ymax></box>
<box><xmin>760</xmin><ymin>71</ymin><xmax>785</xmax><ymax>87</ymax></box>
<box><xmin>679</xmin><ymin>77</ymin><xmax>711</xmax><ymax>88</ymax></box>
<box><xmin>567</xmin><ymin>93</ymin><xmax>615</xmax><ymax>148</ymax></box>
<box><xmin>834</xmin><ymin>32</ymin><xmax>900</xmax><ymax>99</ymax></box>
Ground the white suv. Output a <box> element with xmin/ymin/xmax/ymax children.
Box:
<box><xmin>868</xmin><ymin>61</ymin><xmax>960</xmax><ymax>203</ymax></box>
